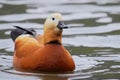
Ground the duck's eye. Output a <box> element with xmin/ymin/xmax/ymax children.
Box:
<box><xmin>52</xmin><ymin>17</ymin><xmax>55</xmax><ymax>21</ymax></box>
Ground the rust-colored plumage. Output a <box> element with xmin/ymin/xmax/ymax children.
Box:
<box><xmin>12</xmin><ymin>13</ymin><xmax>75</xmax><ymax>72</ymax></box>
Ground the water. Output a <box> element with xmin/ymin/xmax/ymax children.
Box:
<box><xmin>0</xmin><ymin>0</ymin><xmax>120</xmax><ymax>80</ymax></box>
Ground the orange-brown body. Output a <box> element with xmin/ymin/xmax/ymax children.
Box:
<box><xmin>13</xmin><ymin>13</ymin><xmax>75</xmax><ymax>72</ymax></box>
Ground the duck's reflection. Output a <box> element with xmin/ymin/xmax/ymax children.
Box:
<box><xmin>39</xmin><ymin>76</ymin><xmax>68</xmax><ymax>80</ymax></box>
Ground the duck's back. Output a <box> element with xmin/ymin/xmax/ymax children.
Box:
<box><xmin>13</xmin><ymin>35</ymin><xmax>41</xmax><ymax>70</ymax></box>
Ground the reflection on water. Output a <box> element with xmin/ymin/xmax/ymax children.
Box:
<box><xmin>0</xmin><ymin>0</ymin><xmax>120</xmax><ymax>80</ymax></box>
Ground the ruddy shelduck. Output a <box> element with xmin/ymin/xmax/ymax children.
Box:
<box><xmin>11</xmin><ymin>13</ymin><xmax>75</xmax><ymax>72</ymax></box>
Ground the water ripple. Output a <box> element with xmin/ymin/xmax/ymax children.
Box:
<box><xmin>0</xmin><ymin>13</ymin><xmax>107</xmax><ymax>22</ymax></box>
<box><xmin>0</xmin><ymin>14</ymin><xmax>47</xmax><ymax>22</ymax></box>
<box><xmin>67</xmin><ymin>0</ymin><xmax>120</xmax><ymax>4</ymax></box>
<box><xmin>63</xmin><ymin>23</ymin><xmax>120</xmax><ymax>35</ymax></box>
<box><xmin>0</xmin><ymin>4</ymin><xmax>3</xmax><ymax>8</ymax></box>
<box><xmin>27</xmin><ymin>5</ymin><xmax>120</xmax><ymax>14</ymax></box>
<box><xmin>96</xmin><ymin>17</ymin><xmax>112</xmax><ymax>23</ymax></box>
<box><xmin>0</xmin><ymin>39</ymin><xmax>13</xmax><ymax>50</ymax></box>
<box><xmin>0</xmin><ymin>0</ymin><xmax>67</xmax><ymax>5</ymax></box>
<box><xmin>63</xmin><ymin>35</ymin><xmax>120</xmax><ymax>48</ymax></box>
<box><xmin>0</xmin><ymin>23</ymin><xmax>42</xmax><ymax>30</ymax></box>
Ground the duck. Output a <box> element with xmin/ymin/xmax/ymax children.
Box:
<box><xmin>10</xmin><ymin>13</ymin><xmax>75</xmax><ymax>72</ymax></box>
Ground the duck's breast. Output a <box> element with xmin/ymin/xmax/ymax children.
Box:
<box><xmin>30</xmin><ymin>44</ymin><xmax>75</xmax><ymax>72</ymax></box>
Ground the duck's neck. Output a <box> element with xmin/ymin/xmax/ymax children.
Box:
<box><xmin>43</xmin><ymin>30</ymin><xmax>62</xmax><ymax>45</ymax></box>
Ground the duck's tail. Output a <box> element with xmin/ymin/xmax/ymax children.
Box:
<box><xmin>10</xmin><ymin>26</ymin><xmax>36</xmax><ymax>41</ymax></box>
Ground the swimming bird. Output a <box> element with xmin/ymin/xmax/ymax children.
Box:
<box><xmin>11</xmin><ymin>13</ymin><xmax>75</xmax><ymax>72</ymax></box>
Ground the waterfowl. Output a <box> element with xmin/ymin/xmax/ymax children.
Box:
<box><xmin>11</xmin><ymin>13</ymin><xmax>75</xmax><ymax>72</ymax></box>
